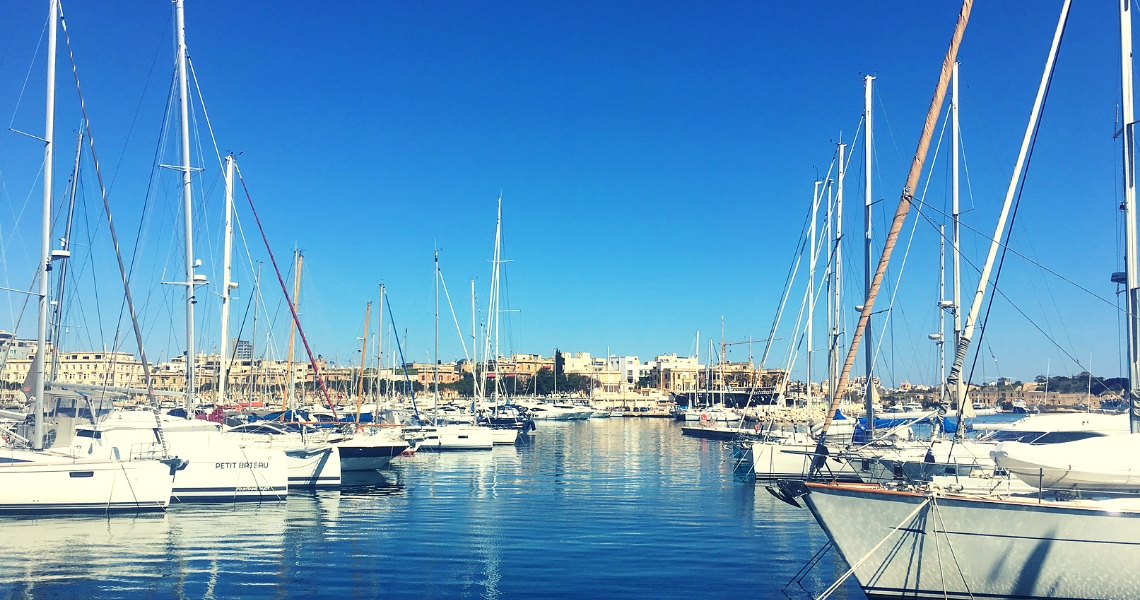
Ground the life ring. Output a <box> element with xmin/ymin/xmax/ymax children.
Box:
<box><xmin>700</xmin><ymin>413</ymin><xmax>708</xmax><ymax>423</ymax></box>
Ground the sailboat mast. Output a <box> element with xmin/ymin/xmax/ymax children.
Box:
<box><xmin>1121</xmin><ymin>0</ymin><xmax>1140</xmax><ymax>433</ymax></box>
<box><xmin>863</xmin><ymin>75</ymin><xmax>875</xmax><ymax>432</ymax></box>
<box><xmin>807</xmin><ymin>181</ymin><xmax>820</xmax><ymax>409</ymax></box>
<box><xmin>938</xmin><ymin>225</ymin><xmax>947</xmax><ymax>401</ymax></box>
<box><xmin>952</xmin><ymin>62</ymin><xmax>964</xmax><ymax>411</ymax></box>
<box><xmin>833</xmin><ymin>144</ymin><xmax>845</xmax><ymax>409</ymax></box>
<box><xmin>945</xmin><ymin>1</ymin><xmax>1069</xmax><ymax>408</ymax></box>
<box><xmin>720</xmin><ymin>316</ymin><xmax>725</xmax><ymax>398</ymax></box>
<box><xmin>33</xmin><ymin>0</ymin><xmax>59</xmax><ymax>450</ymax></box>
<box><xmin>218</xmin><ymin>155</ymin><xmax>234</xmax><ymax>405</ymax></box>
<box><xmin>471</xmin><ymin>279</ymin><xmax>479</xmax><ymax>401</ymax></box>
<box><xmin>377</xmin><ymin>283</ymin><xmax>385</xmax><ymax>403</ymax></box>
<box><xmin>434</xmin><ymin>248</ymin><xmax>440</xmax><ymax>404</ymax></box>
<box><xmin>493</xmin><ymin>198</ymin><xmax>502</xmax><ymax>400</ymax></box>
<box><xmin>49</xmin><ymin>130</ymin><xmax>82</xmax><ymax>383</ymax></box>
<box><xmin>824</xmin><ymin>180</ymin><xmax>833</xmax><ymax>407</ymax></box>
<box><xmin>175</xmin><ymin>0</ymin><xmax>198</xmax><ymax>414</ymax></box>
<box><xmin>251</xmin><ymin>262</ymin><xmax>260</xmax><ymax>402</ymax></box>
<box><xmin>356</xmin><ymin>302</ymin><xmax>371</xmax><ymax>422</ymax></box>
<box><xmin>814</xmin><ymin>0</ymin><xmax>972</xmax><ymax>444</ymax></box>
<box><xmin>284</xmin><ymin>250</ymin><xmax>302</xmax><ymax>411</ymax></box>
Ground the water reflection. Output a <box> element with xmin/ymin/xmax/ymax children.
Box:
<box><xmin>0</xmin><ymin>418</ymin><xmax>861</xmax><ymax>599</ymax></box>
<box><xmin>339</xmin><ymin>469</ymin><xmax>404</xmax><ymax>495</ymax></box>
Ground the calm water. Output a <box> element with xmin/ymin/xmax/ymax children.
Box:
<box><xmin>0</xmin><ymin>418</ymin><xmax>862</xmax><ymax>599</ymax></box>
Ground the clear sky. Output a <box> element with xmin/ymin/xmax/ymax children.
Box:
<box><xmin>0</xmin><ymin>1</ymin><xmax>1131</xmax><ymax>386</ymax></box>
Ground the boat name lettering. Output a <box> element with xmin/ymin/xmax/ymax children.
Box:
<box><xmin>214</xmin><ymin>461</ymin><xmax>270</xmax><ymax>469</ymax></box>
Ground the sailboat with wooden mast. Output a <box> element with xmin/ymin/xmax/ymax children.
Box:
<box><xmin>328</xmin><ymin>300</ymin><xmax>406</xmax><ymax>471</ymax></box>
<box><xmin>216</xmin><ymin>158</ymin><xmax>340</xmax><ymax>489</ymax></box>
<box><xmin>778</xmin><ymin>2</ymin><xmax>1140</xmax><ymax>598</ymax></box>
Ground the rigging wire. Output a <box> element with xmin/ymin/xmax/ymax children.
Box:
<box><xmin>6</xmin><ymin>16</ymin><xmax>48</xmax><ymax>134</ymax></box>
<box><xmin>234</xmin><ymin>163</ymin><xmax>338</xmax><ymax>418</ymax></box>
<box><xmin>917</xmin><ymin>201</ymin><xmax>1124</xmax><ymax>316</ymax></box>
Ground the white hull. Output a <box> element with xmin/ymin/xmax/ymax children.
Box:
<box><xmin>408</xmin><ymin>425</ymin><xmax>494</xmax><ymax>451</ymax></box>
<box><xmin>489</xmin><ymin>428</ymin><xmax>518</xmax><ymax>444</ymax></box>
<box><xmin>0</xmin><ymin>449</ymin><xmax>173</xmax><ymax>513</ymax></box>
<box><xmin>283</xmin><ymin>446</ymin><xmax>341</xmax><ymax>488</ymax></box>
<box><xmin>744</xmin><ymin>440</ymin><xmax>862</xmax><ymax>482</ymax></box>
<box><xmin>74</xmin><ymin>411</ymin><xmax>288</xmax><ymax>502</ymax></box>
<box><xmin>527</xmin><ymin>408</ymin><xmax>592</xmax><ymax>421</ymax></box>
<box><xmin>994</xmin><ymin>435</ymin><xmax>1140</xmax><ymax>491</ymax></box>
<box><xmin>165</xmin><ymin>443</ymin><xmax>288</xmax><ymax>502</ymax></box>
<box><xmin>799</xmin><ymin>482</ymin><xmax>1140</xmax><ymax>599</ymax></box>
<box><xmin>220</xmin><ymin>425</ymin><xmax>342</xmax><ymax>488</ymax></box>
<box><xmin>681</xmin><ymin>408</ymin><xmax>735</xmax><ymax>422</ymax></box>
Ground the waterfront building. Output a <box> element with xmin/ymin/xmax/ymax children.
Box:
<box><xmin>606</xmin><ymin>355</ymin><xmax>654</xmax><ymax>385</ymax></box>
<box><xmin>650</xmin><ymin>354</ymin><xmax>700</xmax><ymax>392</ymax></box>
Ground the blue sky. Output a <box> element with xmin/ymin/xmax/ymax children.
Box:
<box><xmin>0</xmin><ymin>1</ymin><xmax>1130</xmax><ymax>386</ymax></box>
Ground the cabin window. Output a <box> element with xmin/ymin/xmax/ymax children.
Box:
<box><xmin>69</xmin><ymin>471</ymin><xmax>94</xmax><ymax>478</ymax></box>
<box><xmin>1033</xmin><ymin>431</ymin><xmax>1105</xmax><ymax>445</ymax></box>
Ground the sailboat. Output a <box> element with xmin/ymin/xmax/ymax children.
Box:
<box><xmin>0</xmin><ymin>0</ymin><xmax>175</xmax><ymax>513</ymax></box>
<box><xmin>399</xmin><ymin>248</ymin><xmax>493</xmax><ymax>451</ymax></box>
<box><xmin>330</xmin><ymin>298</ymin><xmax>410</xmax><ymax>470</ymax></box>
<box><xmin>741</xmin><ymin>133</ymin><xmax>863</xmax><ymax>480</ymax></box>
<box><xmin>68</xmin><ymin>0</ymin><xmax>287</xmax><ymax>502</ymax></box>
<box><xmin>215</xmin><ymin>176</ymin><xmax>340</xmax><ymax>489</ymax></box>
<box><xmin>780</xmin><ymin>2</ymin><xmax>1140</xmax><ymax>598</ymax></box>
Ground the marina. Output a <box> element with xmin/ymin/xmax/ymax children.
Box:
<box><xmin>2</xmin><ymin>0</ymin><xmax>1140</xmax><ymax>598</ymax></box>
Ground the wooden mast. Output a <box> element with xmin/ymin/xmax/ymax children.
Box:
<box><xmin>283</xmin><ymin>250</ymin><xmax>302</xmax><ymax>412</ymax></box>
<box><xmin>355</xmin><ymin>302</ymin><xmax>371</xmax><ymax>423</ymax></box>
<box><xmin>816</xmin><ymin>0</ymin><xmax>974</xmax><ymax>441</ymax></box>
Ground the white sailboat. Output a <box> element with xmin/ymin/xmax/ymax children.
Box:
<box><xmin>70</xmin><ymin>0</ymin><xmax>287</xmax><ymax>502</ymax></box>
<box><xmin>0</xmin><ymin>0</ymin><xmax>175</xmax><ymax>513</ymax></box>
<box><xmin>745</xmin><ymin>136</ymin><xmax>853</xmax><ymax>480</ymax></box>
<box><xmin>400</xmin><ymin>248</ymin><xmax>494</xmax><ymax>452</ymax></box>
<box><xmin>0</xmin><ymin>444</ymin><xmax>173</xmax><ymax>513</ymax></box>
<box><xmin>783</xmin><ymin>3</ymin><xmax>1140</xmax><ymax>598</ymax></box>
<box><xmin>222</xmin><ymin>421</ymin><xmax>341</xmax><ymax>488</ymax></box>
<box><xmin>213</xmin><ymin>155</ymin><xmax>340</xmax><ymax>488</ymax></box>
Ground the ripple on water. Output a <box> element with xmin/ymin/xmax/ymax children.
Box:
<box><xmin>0</xmin><ymin>419</ymin><xmax>861</xmax><ymax>599</ymax></box>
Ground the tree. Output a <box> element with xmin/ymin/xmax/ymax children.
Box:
<box><xmin>443</xmin><ymin>373</ymin><xmax>475</xmax><ymax>397</ymax></box>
